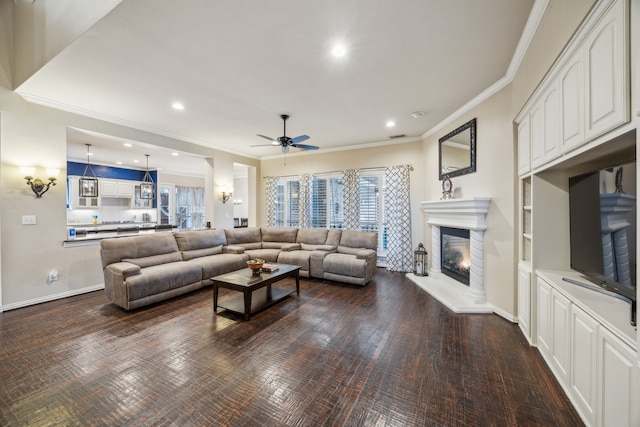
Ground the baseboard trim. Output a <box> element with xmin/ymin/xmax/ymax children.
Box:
<box><xmin>0</xmin><ymin>284</ymin><xmax>105</xmax><ymax>312</ymax></box>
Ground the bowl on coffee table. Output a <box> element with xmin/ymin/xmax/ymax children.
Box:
<box><xmin>247</xmin><ymin>259</ymin><xmax>265</xmax><ymax>275</ymax></box>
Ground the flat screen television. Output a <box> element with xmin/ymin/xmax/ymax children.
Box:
<box><xmin>568</xmin><ymin>161</ymin><xmax>637</xmax><ymax>326</ymax></box>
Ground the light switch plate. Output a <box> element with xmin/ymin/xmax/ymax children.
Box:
<box><xmin>22</xmin><ymin>215</ymin><xmax>36</xmax><ymax>225</ymax></box>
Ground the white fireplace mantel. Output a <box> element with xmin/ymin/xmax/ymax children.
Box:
<box><xmin>420</xmin><ymin>197</ymin><xmax>491</xmax><ymax>230</ymax></box>
<box><xmin>408</xmin><ymin>197</ymin><xmax>493</xmax><ymax>314</ymax></box>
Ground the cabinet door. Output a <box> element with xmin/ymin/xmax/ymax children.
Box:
<box><xmin>101</xmin><ymin>179</ymin><xmax>118</xmax><ymax>197</ymax></box>
<box><xmin>537</xmin><ymin>277</ymin><xmax>552</xmax><ymax>358</ymax></box>
<box><xmin>69</xmin><ymin>177</ymin><xmax>100</xmax><ymax>209</ymax></box>
<box><xmin>543</xmin><ymin>85</ymin><xmax>561</xmax><ymax>163</ymax></box>
<box><xmin>570</xmin><ymin>304</ymin><xmax>598</xmax><ymax>426</ymax></box>
<box><xmin>117</xmin><ymin>181</ymin><xmax>134</xmax><ymax>197</ymax></box>
<box><xmin>584</xmin><ymin>0</ymin><xmax>628</xmax><ymax>140</ymax></box>
<box><xmin>560</xmin><ymin>54</ymin><xmax>585</xmax><ymax>152</ymax></box>
<box><xmin>530</xmin><ymin>102</ymin><xmax>545</xmax><ymax>169</ymax></box>
<box><xmin>597</xmin><ymin>327</ymin><xmax>638</xmax><ymax>427</ymax></box>
<box><xmin>517</xmin><ymin>263</ymin><xmax>532</xmax><ymax>340</ymax></box>
<box><xmin>551</xmin><ymin>289</ymin><xmax>571</xmax><ymax>384</ymax></box>
<box><xmin>517</xmin><ymin>116</ymin><xmax>531</xmax><ymax>176</ymax></box>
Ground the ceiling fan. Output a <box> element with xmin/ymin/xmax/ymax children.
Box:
<box><xmin>253</xmin><ymin>114</ymin><xmax>319</xmax><ymax>153</ymax></box>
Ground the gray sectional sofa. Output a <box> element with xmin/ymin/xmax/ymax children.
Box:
<box><xmin>99</xmin><ymin>227</ymin><xmax>378</xmax><ymax>310</ymax></box>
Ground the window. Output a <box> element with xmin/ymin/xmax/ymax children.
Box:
<box><xmin>273</xmin><ymin>171</ymin><xmax>387</xmax><ymax>254</ymax></box>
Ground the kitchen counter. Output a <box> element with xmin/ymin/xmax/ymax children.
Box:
<box><xmin>63</xmin><ymin>223</ymin><xmax>177</xmax><ymax>247</ymax></box>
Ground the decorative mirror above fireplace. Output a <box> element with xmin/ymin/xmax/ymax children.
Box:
<box><xmin>439</xmin><ymin>118</ymin><xmax>476</xmax><ymax>180</ymax></box>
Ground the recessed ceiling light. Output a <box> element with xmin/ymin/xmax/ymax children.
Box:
<box><xmin>123</xmin><ymin>143</ymin><xmax>132</xmax><ymax>147</ymax></box>
<box><xmin>386</xmin><ymin>120</ymin><xmax>396</xmax><ymax>128</ymax></box>
<box><xmin>332</xmin><ymin>44</ymin><xmax>347</xmax><ymax>57</ymax></box>
<box><xmin>171</xmin><ymin>152</ymin><xmax>179</xmax><ymax>156</ymax></box>
<box><xmin>133</xmin><ymin>159</ymin><xmax>140</xmax><ymax>163</ymax></box>
<box><xmin>116</xmin><ymin>161</ymin><xmax>123</xmax><ymax>165</ymax></box>
<box><xmin>172</xmin><ymin>102</ymin><xmax>185</xmax><ymax>110</ymax></box>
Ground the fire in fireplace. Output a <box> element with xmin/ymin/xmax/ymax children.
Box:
<box><xmin>441</xmin><ymin>227</ymin><xmax>471</xmax><ymax>285</ymax></box>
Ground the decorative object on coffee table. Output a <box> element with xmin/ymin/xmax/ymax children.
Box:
<box><xmin>247</xmin><ymin>259</ymin><xmax>265</xmax><ymax>275</ymax></box>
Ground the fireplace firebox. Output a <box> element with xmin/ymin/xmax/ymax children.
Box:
<box><xmin>441</xmin><ymin>226</ymin><xmax>470</xmax><ymax>285</ymax></box>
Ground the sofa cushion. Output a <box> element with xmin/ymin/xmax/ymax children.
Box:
<box><xmin>261</xmin><ymin>227</ymin><xmax>298</xmax><ymax>243</ymax></box>
<box><xmin>100</xmin><ymin>233</ymin><xmax>180</xmax><ymax>269</ymax></box>
<box><xmin>124</xmin><ymin>252</ymin><xmax>183</xmax><ymax>268</ymax></box>
<box><xmin>337</xmin><ymin>230</ymin><xmax>378</xmax><ymax>252</ymax></box>
<box><xmin>296</xmin><ymin>228</ymin><xmax>328</xmax><ymax>245</ymax></box>
<box><xmin>185</xmin><ymin>253</ymin><xmax>249</xmax><ymax>279</ymax></box>
<box><xmin>244</xmin><ymin>249</ymin><xmax>280</xmax><ymax>263</ymax></box>
<box><xmin>125</xmin><ymin>261</ymin><xmax>202</xmax><ymax>301</ymax></box>
<box><xmin>301</xmin><ymin>243</ymin><xmax>336</xmax><ymax>251</ymax></box>
<box><xmin>262</xmin><ymin>242</ymin><xmax>300</xmax><ymax>250</ymax></box>
<box><xmin>323</xmin><ymin>253</ymin><xmax>367</xmax><ymax>277</ymax></box>
<box><xmin>277</xmin><ymin>250</ymin><xmax>312</xmax><ymax>271</ymax></box>
<box><xmin>174</xmin><ymin>229</ymin><xmax>227</xmax><ymax>251</ymax></box>
<box><xmin>224</xmin><ymin>227</ymin><xmax>262</xmax><ymax>249</ymax></box>
<box><xmin>181</xmin><ymin>245</ymin><xmax>223</xmax><ymax>261</ymax></box>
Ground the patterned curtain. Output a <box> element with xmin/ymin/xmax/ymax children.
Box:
<box><xmin>385</xmin><ymin>165</ymin><xmax>413</xmax><ymax>272</ymax></box>
<box><xmin>298</xmin><ymin>174</ymin><xmax>313</xmax><ymax>229</ymax></box>
<box><xmin>342</xmin><ymin>169</ymin><xmax>360</xmax><ymax>230</ymax></box>
<box><xmin>264</xmin><ymin>176</ymin><xmax>278</xmax><ymax>226</ymax></box>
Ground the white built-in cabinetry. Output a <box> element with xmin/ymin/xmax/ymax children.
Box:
<box><xmin>516</xmin><ymin>0</ymin><xmax>629</xmax><ymax>174</ymax></box>
<box><xmin>100</xmin><ymin>179</ymin><xmax>134</xmax><ymax>198</ymax></box>
<box><xmin>515</xmin><ymin>0</ymin><xmax>637</xmax><ymax>426</ymax></box>
<box><xmin>537</xmin><ymin>271</ymin><xmax>638</xmax><ymax>427</ymax></box>
<box><xmin>68</xmin><ymin>176</ymin><xmax>100</xmax><ymax>209</ymax></box>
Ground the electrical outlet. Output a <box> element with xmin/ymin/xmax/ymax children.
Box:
<box><xmin>48</xmin><ymin>270</ymin><xmax>59</xmax><ymax>282</ymax></box>
<box><xmin>22</xmin><ymin>215</ymin><xmax>36</xmax><ymax>225</ymax></box>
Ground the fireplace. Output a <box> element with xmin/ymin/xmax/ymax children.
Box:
<box><xmin>441</xmin><ymin>227</ymin><xmax>470</xmax><ymax>285</ymax></box>
<box><xmin>410</xmin><ymin>197</ymin><xmax>492</xmax><ymax>313</ymax></box>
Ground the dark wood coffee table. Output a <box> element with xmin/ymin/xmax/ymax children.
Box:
<box><xmin>210</xmin><ymin>264</ymin><xmax>300</xmax><ymax>320</ymax></box>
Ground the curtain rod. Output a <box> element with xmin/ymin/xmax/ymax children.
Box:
<box><xmin>263</xmin><ymin>164</ymin><xmax>413</xmax><ymax>179</ymax></box>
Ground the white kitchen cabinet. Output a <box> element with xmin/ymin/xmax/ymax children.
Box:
<box><xmin>571</xmin><ymin>303</ymin><xmax>598</xmax><ymax>427</ymax></box>
<box><xmin>584</xmin><ymin>0</ymin><xmax>629</xmax><ymax>140</ymax></box>
<box><xmin>101</xmin><ymin>179</ymin><xmax>134</xmax><ymax>198</ymax></box>
<box><xmin>597</xmin><ymin>326</ymin><xmax>638</xmax><ymax>427</ymax></box>
<box><xmin>134</xmin><ymin>185</ymin><xmax>153</xmax><ymax>208</ymax></box>
<box><xmin>68</xmin><ymin>176</ymin><xmax>100</xmax><ymax>209</ymax></box>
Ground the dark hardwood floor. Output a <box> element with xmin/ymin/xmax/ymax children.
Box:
<box><xmin>0</xmin><ymin>269</ymin><xmax>583</xmax><ymax>426</ymax></box>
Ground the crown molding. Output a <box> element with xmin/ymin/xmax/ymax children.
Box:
<box><xmin>423</xmin><ymin>0</ymin><xmax>549</xmax><ymax>139</ymax></box>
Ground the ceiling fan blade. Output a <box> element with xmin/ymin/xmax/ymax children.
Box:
<box><xmin>290</xmin><ymin>135</ymin><xmax>310</xmax><ymax>144</ymax></box>
<box><xmin>250</xmin><ymin>144</ymin><xmax>279</xmax><ymax>147</ymax></box>
<box><xmin>257</xmin><ymin>134</ymin><xmax>277</xmax><ymax>142</ymax></box>
<box><xmin>292</xmin><ymin>143</ymin><xmax>320</xmax><ymax>150</ymax></box>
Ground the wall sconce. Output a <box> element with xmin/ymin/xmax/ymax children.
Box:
<box><xmin>22</xmin><ymin>167</ymin><xmax>59</xmax><ymax>198</ymax></box>
<box><xmin>221</xmin><ymin>190</ymin><xmax>233</xmax><ymax>204</ymax></box>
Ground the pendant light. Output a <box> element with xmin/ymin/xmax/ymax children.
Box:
<box><xmin>79</xmin><ymin>144</ymin><xmax>99</xmax><ymax>197</ymax></box>
<box><xmin>140</xmin><ymin>154</ymin><xmax>155</xmax><ymax>199</ymax></box>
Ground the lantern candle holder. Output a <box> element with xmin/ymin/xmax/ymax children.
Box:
<box><xmin>414</xmin><ymin>243</ymin><xmax>428</xmax><ymax>276</ymax></box>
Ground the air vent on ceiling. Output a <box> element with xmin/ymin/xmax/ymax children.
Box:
<box><xmin>389</xmin><ymin>134</ymin><xmax>407</xmax><ymax>139</ymax></box>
